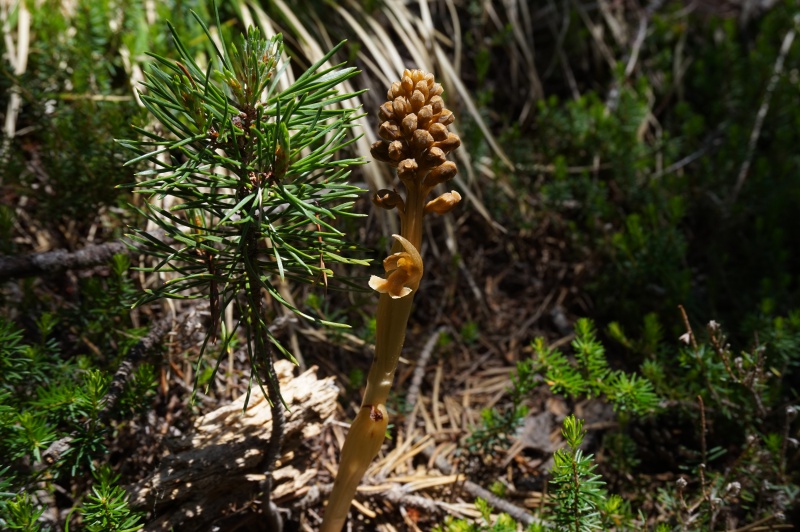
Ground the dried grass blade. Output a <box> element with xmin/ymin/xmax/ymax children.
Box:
<box><xmin>434</xmin><ymin>44</ymin><xmax>514</xmax><ymax>169</ymax></box>
<box><xmin>383</xmin><ymin>0</ymin><xmax>432</xmax><ymax>69</ymax></box>
<box><xmin>503</xmin><ymin>0</ymin><xmax>543</xmax><ymax>100</ymax></box>
<box><xmin>333</xmin><ymin>2</ymin><xmax>400</xmax><ymax>82</ymax></box>
<box><xmin>444</xmin><ymin>0</ymin><xmax>462</xmax><ymax>75</ymax></box>
<box><xmin>347</xmin><ymin>0</ymin><xmax>406</xmax><ymax>76</ymax></box>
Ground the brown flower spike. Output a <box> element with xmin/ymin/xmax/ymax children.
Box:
<box><xmin>322</xmin><ymin>69</ymin><xmax>461</xmax><ymax>532</ymax></box>
<box><xmin>372</xmin><ymin>69</ymin><xmax>459</xmax><ymax>169</ymax></box>
<box><xmin>370</xmin><ymin>69</ymin><xmax>462</xmax><ymax>249</ymax></box>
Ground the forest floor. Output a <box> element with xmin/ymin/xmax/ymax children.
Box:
<box><xmin>93</xmin><ymin>193</ymin><xmax>605</xmax><ymax>530</ymax></box>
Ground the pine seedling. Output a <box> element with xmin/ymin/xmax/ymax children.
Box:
<box><xmin>1</xmin><ymin>492</ymin><xmax>43</xmax><ymax>532</ymax></box>
<box><xmin>551</xmin><ymin>415</ymin><xmax>605</xmax><ymax>532</ymax></box>
<box><xmin>119</xmin><ymin>8</ymin><xmax>367</xmax><ymax>527</ymax></box>
<box><xmin>321</xmin><ymin>69</ymin><xmax>462</xmax><ymax>531</ymax></box>
<box><xmin>121</xmin><ymin>14</ymin><xmax>367</xmax><ymax>398</ymax></box>
<box><xmin>535</xmin><ymin>318</ymin><xmax>660</xmax><ymax>415</ymax></box>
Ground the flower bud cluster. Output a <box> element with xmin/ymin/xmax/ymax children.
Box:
<box><xmin>371</xmin><ymin>69</ymin><xmax>461</xmax><ymax>216</ymax></box>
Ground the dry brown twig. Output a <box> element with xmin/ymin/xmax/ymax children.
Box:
<box><xmin>420</xmin><ymin>440</ymin><xmax>540</xmax><ymax>527</ymax></box>
<box><xmin>0</xmin><ymin>230</ymin><xmax>167</xmax><ymax>281</ymax></box>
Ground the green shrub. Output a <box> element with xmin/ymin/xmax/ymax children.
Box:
<box><xmin>0</xmin><ymin>256</ymin><xmax>154</xmax><ymax>529</ymax></box>
<box><xmin>492</xmin><ymin>5</ymin><xmax>800</xmax><ymax>340</ymax></box>
<box><xmin>467</xmin><ymin>311</ymin><xmax>798</xmax><ymax>529</ymax></box>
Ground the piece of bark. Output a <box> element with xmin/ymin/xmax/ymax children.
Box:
<box><xmin>128</xmin><ymin>361</ymin><xmax>339</xmax><ymax>531</ymax></box>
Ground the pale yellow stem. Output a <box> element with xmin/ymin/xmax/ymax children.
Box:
<box><xmin>320</xmin><ymin>404</ymin><xmax>388</xmax><ymax>531</ymax></box>
<box><xmin>321</xmin><ymin>186</ymin><xmax>426</xmax><ymax>531</ymax></box>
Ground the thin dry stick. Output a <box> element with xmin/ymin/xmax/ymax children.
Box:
<box><xmin>678</xmin><ymin>304</ymin><xmax>697</xmax><ymax>350</ymax></box>
<box><xmin>624</xmin><ymin>0</ymin><xmax>668</xmax><ymax>78</ymax></box>
<box><xmin>420</xmin><ymin>441</ymin><xmax>539</xmax><ymax>526</ymax></box>
<box><xmin>729</xmin><ymin>18</ymin><xmax>798</xmax><ymax>206</ymax></box>
<box><xmin>301</xmin><ymin>481</ymin><xmax>458</xmax><ymax>520</ymax></box>
<box><xmin>729</xmin><ymin>515</ymin><xmax>794</xmax><ymax>532</ymax></box>
<box><xmin>697</xmin><ymin>394</ymin><xmax>711</xmax><ymax>514</ymax></box>
<box><xmin>404</xmin><ymin>327</ymin><xmax>445</xmax><ymax>434</ymax></box>
<box><xmin>650</xmin><ymin>141</ymin><xmax>714</xmax><ymax>179</ymax></box>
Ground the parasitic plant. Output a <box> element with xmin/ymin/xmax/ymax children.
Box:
<box><xmin>321</xmin><ymin>69</ymin><xmax>462</xmax><ymax>531</ymax></box>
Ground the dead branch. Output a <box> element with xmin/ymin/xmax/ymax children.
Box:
<box><xmin>100</xmin><ymin>313</ymin><xmax>173</xmax><ymax>419</ymax></box>
<box><xmin>729</xmin><ymin>17</ymin><xmax>798</xmax><ymax>206</ymax></box>
<box><xmin>421</xmin><ymin>442</ymin><xmax>540</xmax><ymax>526</ymax></box>
<box><xmin>298</xmin><ymin>482</ymin><xmax>451</xmax><ymax>519</ymax></box>
<box><xmin>0</xmin><ymin>230</ymin><xmax>166</xmax><ymax>281</ymax></box>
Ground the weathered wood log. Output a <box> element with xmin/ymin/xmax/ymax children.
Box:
<box><xmin>128</xmin><ymin>360</ymin><xmax>339</xmax><ymax>531</ymax></box>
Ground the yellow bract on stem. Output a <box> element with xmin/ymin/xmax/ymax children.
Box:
<box><xmin>368</xmin><ymin>235</ymin><xmax>422</xmax><ymax>299</ymax></box>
